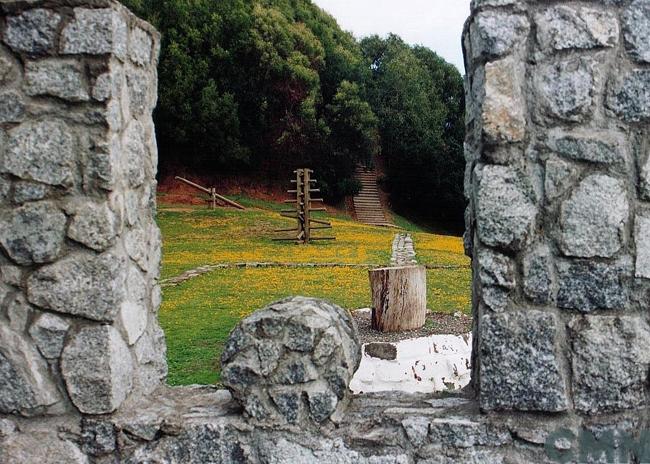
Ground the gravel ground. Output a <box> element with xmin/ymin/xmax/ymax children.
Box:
<box><xmin>352</xmin><ymin>309</ymin><xmax>472</xmax><ymax>344</ymax></box>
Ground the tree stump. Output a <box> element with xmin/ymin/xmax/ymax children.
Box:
<box><xmin>369</xmin><ymin>265</ymin><xmax>427</xmax><ymax>332</ymax></box>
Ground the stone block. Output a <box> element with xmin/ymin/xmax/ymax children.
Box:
<box><xmin>0</xmin><ymin>325</ymin><xmax>61</xmax><ymax>416</ymax></box>
<box><xmin>126</xmin><ymin>66</ymin><xmax>152</xmax><ymax>116</ymax></box>
<box><xmin>4</xmin><ymin>120</ymin><xmax>76</xmax><ymax>188</ymax></box>
<box><xmin>522</xmin><ymin>244</ymin><xmax>554</xmax><ymax>304</ymax></box>
<box><xmin>622</xmin><ymin>0</ymin><xmax>650</xmax><ymax>63</ymax></box>
<box><xmin>479</xmin><ymin>310</ymin><xmax>568</xmax><ymax>412</ymax></box>
<box><xmin>607</xmin><ymin>69</ymin><xmax>650</xmax><ymax>122</ymax></box>
<box><xmin>0</xmin><ymin>51</ymin><xmax>20</xmax><ymax>86</ymax></box>
<box><xmin>24</xmin><ymin>59</ymin><xmax>90</xmax><ymax>101</ymax></box>
<box><xmin>0</xmin><ymin>432</ymin><xmax>88</xmax><ymax>464</ymax></box>
<box><xmin>557</xmin><ymin>259</ymin><xmax>629</xmax><ymax>312</ymax></box>
<box><xmin>470</xmin><ymin>11</ymin><xmax>529</xmax><ymax>60</ymax></box>
<box><xmin>13</xmin><ymin>181</ymin><xmax>48</xmax><ymax>203</ymax></box>
<box><xmin>60</xmin><ymin>8</ymin><xmax>127</xmax><ymax>59</ymax></box>
<box><xmin>221</xmin><ymin>297</ymin><xmax>360</xmax><ymax>424</ymax></box>
<box><xmin>27</xmin><ymin>250</ymin><xmax>126</xmax><ymax>322</ymax></box>
<box><xmin>28</xmin><ymin>313</ymin><xmax>70</xmax><ymax>359</ymax></box>
<box><xmin>534</xmin><ymin>57</ymin><xmax>597</xmax><ymax>123</ymax></box>
<box><xmin>123</xmin><ymin>120</ymin><xmax>147</xmax><ymax>188</ymax></box>
<box><xmin>0</xmin><ymin>201</ymin><xmax>67</xmax><ymax>265</ymax></box>
<box><xmin>535</xmin><ymin>6</ymin><xmax>619</xmax><ymax>52</ymax></box>
<box><xmin>61</xmin><ymin>325</ymin><xmax>133</xmax><ymax>414</ymax></box>
<box><xmin>66</xmin><ymin>200</ymin><xmax>118</xmax><ymax>251</ymax></box>
<box><xmin>129</xmin><ymin>27</ymin><xmax>153</xmax><ymax>66</ymax></box>
<box><xmin>481</xmin><ymin>57</ymin><xmax>526</xmax><ymax>144</ymax></box>
<box><xmin>635</xmin><ymin>215</ymin><xmax>650</xmax><ymax>279</ymax></box>
<box><xmin>570</xmin><ymin>316</ymin><xmax>650</xmax><ymax>414</ymax></box>
<box><xmin>0</xmin><ymin>91</ymin><xmax>25</xmax><ymax>123</ymax></box>
<box><xmin>4</xmin><ymin>8</ymin><xmax>61</xmax><ymax>54</ymax></box>
<box><xmin>642</xmin><ymin>154</ymin><xmax>650</xmax><ymax>200</ymax></box>
<box><xmin>133</xmin><ymin>323</ymin><xmax>167</xmax><ymax>394</ymax></box>
<box><xmin>477</xmin><ymin>248</ymin><xmax>515</xmax><ymax>289</ymax></box>
<box><xmin>546</xmin><ymin>129</ymin><xmax>627</xmax><ymax>166</ymax></box>
<box><xmin>545</xmin><ymin>157</ymin><xmax>579</xmax><ymax>202</ymax></box>
<box><xmin>559</xmin><ymin>175</ymin><xmax>628</xmax><ymax>259</ymax></box>
<box><xmin>476</xmin><ymin>165</ymin><xmax>536</xmax><ymax>251</ymax></box>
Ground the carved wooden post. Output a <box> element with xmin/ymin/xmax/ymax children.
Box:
<box><xmin>369</xmin><ymin>265</ymin><xmax>427</xmax><ymax>332</ymax></box>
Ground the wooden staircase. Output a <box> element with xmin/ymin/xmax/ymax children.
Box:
<box><xmin>352</xmin><ymin>166</ymin><xmax>394</xmax><ymax>227</ymax></box>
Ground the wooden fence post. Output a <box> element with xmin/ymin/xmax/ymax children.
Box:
<box><xmin>369</xmin><ymin>265</ymin><xmax>427</xmax><ymax>332</ymax></box>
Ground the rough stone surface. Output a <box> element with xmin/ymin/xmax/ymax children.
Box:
<box><xmin>559</xmin><ymin>175</ymin><xmax>629</xmax><ymax>258</ymax></box>
<box><xmin>642</xmin><ymin>154</ymin><xmax>650</xmax><ymax>200</ymax></box>
<box><xmin>476</xmin><ymin>165</ymin><xmax>536</xmax><ymax>251</ymax></box>
<box><xmin>0</xmin><ymin>91</ymin><xmax>25</xmax><ymax>123</ymax></box>
<box><xmin>28</xmin><ymin>313</ymin><xmax>70</xmax><ymax>359</ymax></box>
<box><xmin>534</xmin><ymin>57</ymin><xmax>597</xmax><ymax>123</ymax></box>
<box><xmin>61</xmin><ymin>325</ymin><xmax>133</xmax><ymax>414</ymax></box>
<box><xmin>0</xmin><ymin>325</ymin><xmax>61</xmax><ymax>415</ymax></box>
<box><xmin>221</xmin><ymin>296</ymin><xmax>361</xmax><ymax>424</ymax></box>
<box><xmin>24</xmin><ymin>59</ymin><xmax>90</xmax><ymax>101</ymax></box>
<box><xmin>67</xmin><ymin>200</ymin><xmax>117</xmax><ymax>251</ymax></box>
<box><xmin>622</xmin><ymin>0</ymin><xmax>650</xmax><ymax>63</ymax></box>
<box><xmin>535</xmin><ymin>6</ymin><xmax>619</xmax><ymax>52</ymax></box>
<box><xmin>60</xmin><ymin>8</ymin><xmax>127</xmax><ymax>59</ymax></box>
<box><xmin>470</xmin><ymin>11</ymin><xmax>529</xmax><ymax>60</ymax></box>
<box><xmin>4</xmin><ymin>120</ymin><xmax>76</xmax><ymax>188</ymax></box>
<box><xmin>635</xmin><ymin>215</ymin><xmax>650</xmax><ymax>279</ymax></box>
<box><xmin>123</xmin><ymin>120</ymin><xmax>147</xmax><ymax>188</ymax></box>
<box><xmin>27</xmin><ymin>251</ymin><xmax>126</xmax><ymax>321</ymax></box>
<box><xmin>546</xmin><ymin>129</ymin><xmax>626</xmax><ymax>166</ymax></box>
<box><xmin>13</xmin><ymin>181</ymin><xmax>48</xmax><ymax>203</ymax></box>
<box><xmin>607</xmin><ymin>69</ymin><xmax>650</xmax><ymax>122</ymax></box>
<box><xmin>481</xmin><ymin>57</ymin><xmax>526</xmax><ymax>144</ymax></box>
<box><xmin>4</xmin><ymin>8</ymin><xmax>61</xmax><ymax>54</ymax></box>
<box><xmin>479</xmin><ymin>311</ymin><xmax>568</xmax><ymax>412</ymax></box>
<box><xmin>129</xmin><ymin>27</ymin><xmax>153</xmax><ymax>66</ymax></box>
<box><xmin>0</xmin><ymin>201</ymin><xmax>67</xmax><ymax>265</ymax></box>
<box><xmin>544</xmin><ymin>157</ymin><xmax>579</xmax><ymax>202</ymax></box>
<box><xmin>557</xmin><ymin>260</ymin><xmax>629</xmax><ymax>311</ymax></box>
<box><xmin>522</xmin><ymin>244</ymin><xmax>553</xmax><ymax>304</ymax></box>
<box><xmin>0</xmin><ymin>432</ymin><xmax>88</xmax><ymax>464</ymax></box>
<box><xmin>477</xmin><ymin>248</ymin><xmax>515</xmax><ymax>290</ymax></box>
<box><xmin>570</xmin><ymin>317</ymin><xmax>650</xmax><ymax>414</ymax></box>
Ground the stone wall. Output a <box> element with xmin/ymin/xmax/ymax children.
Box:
<box><xmin>0</xmin><ymin>0</ymin><xmax>166</xmax><ymax>419</ymax></box>
<box><xmin>1</xmin><ymin>0</ymin><xmax>650</xmax><ymax>463</ymax></box>
<box><xmin>463</xmin><ymin>0</ymin><xmax>650</xmax><ymax>421</ymax></box>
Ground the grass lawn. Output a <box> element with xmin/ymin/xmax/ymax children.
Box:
<box><xmin>157</xmin><ymin>196</ymin><xmax>471</xmax><ymax>385</ymax></box>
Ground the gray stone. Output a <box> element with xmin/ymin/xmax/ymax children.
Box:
<box><xmin>546</xmin><ymin>129</ymin><xmax>627</xmax><ymax>166</ymax></box>
<box><xmin>0</xmin><ymin>433</ymin><xmax>88</xmax><ymax>464</ymax></box>
<box><xmin>477</xmin><ymin>248</ymin><xmax>515</xmax><ymax>289</ymax></box>
<box><xmin>635</xmin><ymin>215</ymin><xmax>650</xmax><ymax>279</ymax></box>
<box><xmin>13</xmin><ymin>181</ymin><xmax>48</xmax><ymax>203</ymax></box>
<box><xmin>123</xmin><ymin>120</ymin><xmax>147</xmax><ymax>188</ymax></box>
<box><xmin>4</xmin><ymin>9</ymin><xmax>61</xmax><ymax>54</ymax></box>
<box><xmin>641</xmin><ymin>154</ymin><xmax>650</xmax><ymax>200</ymax></box>
<box><xmin>557</xmin><ymin>259</ymin><xmax>629</xmax><ymax>311</ymax></box>
<box><xmin>120</xmin><ymin>299</ymin><xmax>148</xmax><ymax>346</ymax></box>
<box><xmin>481</xmin><ymin>286</ymin><xmax>509</xmax><ymax>313</ymax></box>
<box><xmin>535</xmin><ymin>6</ymin><xmax>619</xmax><ymax>51</ymax></box>
<box><xmin>522</xmin><ymin>244</ymin><xmax>553</xmax><ymax>304</ymax></box>
<box><xmin>471</xmin><ymin>0</ymin><xmax>517</xmax><ymax>10</ymax></box>
<box><xmin>67</xmin><ymin>200</ymin><xmax>117</xmax><ymax>251</ymax></box>
<box><xmin>545</xmin><ymin>157</ymin><xmax>579</xmax><ymax>202</ymax></box>
<box><xmin>60</xmin><ymin>8</ymin><xmax>127</xmax><ymax>59</ymax></box>
<box><xmin>607</xmin><ymin>69</ymin><xmax>650</xmax><ymax>122</ymax></box>
<box><xmin>479</xmin><ymin>310</ymin><xmax>568</xmax><ymax>412</ymax></box>
<box><xmin>534</xmin><ymin>57</ymin><xmax>597</xmax><ymax>123</ymax></box>
<box><xmin>481</xmin><ymin>57</ymin><xmax>526</xmax><ymax>144</ymax></box>
<box><xmin>221</xmin><ymin>297</ymin><xmax>360</xmax><ymax>424</ymax></box>
<box><xmin>570</xmin><ymin>316</ymin><xmax>650</xmax><ymax>414</ymax></box>
<box><xmin>427</xmin><ymin>417</ymin><xmax>511</xmax><ymax>448</ymax></box>
<box><xmin>622</xmin><ymin>0</ymin><xmax>650</xmax><ymax>63</ymax></box>
<box><xmin>130</xmin><ymin>27</ymin><xmax>153</xmax><ymax>66</ymax></box>
<box><xmin>126</xmin><ymin>67</ymin><xmax>151</xmax><ymax>116</ymax></box>
<box><xmin>6</xmin><ymin>293</ymin><xmax>32</xmax><ymax>332</ymax></box>
<box><xmin>476</xmin><ymin>165</ymin><xmax>536</xmax><ymax>251</ymax></box>
<box><xmin>0</xmin><ymin>418</ymin><xmax>17</xmax><ymax>437</ymax></box>
<box><xmin>0</xmin><ymin>264</ymin><xmax>22</xmax><ymax>287</ymax></box>
<box><xmin>27</xmin><ymin>250</ymin><xmax>126</xmax><ymax>322</ymax></box>
<box><xmin>0</xmin><ymin>175</ymin><xmax>9</xmax><ymax>204</ymax></box>
<box><xmin>61</xmin><ymin>325</ymin><xmax>133</xmax><ymax>414</ymax></box>
<box><xmin>28</xmin><ymin>313</ymin><xmax>70</xmax><ymax>359</ymax></box>
<box><xmin>24</xmin><ymin>59</ymin><xmax>90</xmax><ymax>101</ymax></box>
<box><xmin>470</xmin><ymin>12</ymin><xmax>529</xmax><ymax>60</ymax></box>
<box><xmin>0</xmin><ymin>53</ymin><xmax>19</xmax><ymax>86</ymax></box>
<box><xmin>559</xmin><ymin>175</ymin><xmax>628</xmax><ymax>259</ymax></box>
<box><xmin>133</xmin><ymin>323</ymin><xmax>167</xmax><ymax>395</ymax></box>
<box><xmin>0</xmin><ymin>91</ymin><xmax>25</xmax><ymax>123</ymax></box>
<box><xmin>0</xmin><ymin>325</ymin><xmax>61</xmax><ymax>415</ymax></box>
<box><xmin>0</xmin><ymin>201</ymin><xmax>67</xmax><ymax>265</ymax></box>
<box><xmin>80</xmin><ymin>418</ymin><xmax>116</xmax><ymax>456</ymax></box>
<box><xmin>365</xmin><ymin>343</ymin><xmax>397</xmax><ymax>361</ymax></box>
<box><xmin>270</xmin><ymin>389</ymin><xmax>301</xmax><ymax>424</ymax></box>
<box><xmin>4</xmin><ymin>120</ymin><xmax>76</xmax><ymax>188</ymax></box>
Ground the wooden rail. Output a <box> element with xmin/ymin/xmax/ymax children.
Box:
<box><xmin>175</xmin><ymin>176</ymin><xmax>245</xmax><ymax>210</ymax></box>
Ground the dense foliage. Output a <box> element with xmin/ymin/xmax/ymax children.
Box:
<box><xmin>121</xmin><ymin>0</ymin><xmax>465</xmax><ymax>228</ymax></box>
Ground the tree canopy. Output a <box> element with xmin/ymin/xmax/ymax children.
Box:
<box><xmin>121</xmin><ymin>0</ymin><xmax>465</xmax><ymax>229</ymax></box>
